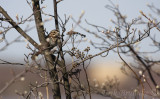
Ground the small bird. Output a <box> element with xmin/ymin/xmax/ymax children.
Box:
<box><xmin>46</xmin><ymin>29</ymin><xmax>60</xmax><ymax>47</ymax></box>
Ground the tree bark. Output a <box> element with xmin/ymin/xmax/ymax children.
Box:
<box><xmin>53</xmin><ymin>0</ymin><xmax>71</xmax><ymax>99</ymax></box>
<box><xmin>32</xmin><ymin>0</ymin><xmax>61</xmax><ymax>99</ymax></box>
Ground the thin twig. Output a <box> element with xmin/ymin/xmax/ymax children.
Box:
<box><xmin>115</xmin><ymin>30</ymin><xmax>144</xmax><ymax>99</ymax></box>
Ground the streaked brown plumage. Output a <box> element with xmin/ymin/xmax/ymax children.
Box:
<box><xmin>46</xmin><ymin>29</ymin><xmax>60</xmax><ymax>47</ymax></box>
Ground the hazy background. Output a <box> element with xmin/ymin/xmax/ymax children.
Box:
<box><xmin>0</xmin><ymin>0</ymin><xmax>160</xmax><ymax>99</ymax></box>
<box><xmin>1</xmin><ymin>0</ymin><xmax>160</xmax><ymax>62</ymax></box>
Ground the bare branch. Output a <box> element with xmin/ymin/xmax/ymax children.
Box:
<box><xmin>0</xmin><ymin>6</ymin><xmax>39</xmax><ymax>49</ymax></box>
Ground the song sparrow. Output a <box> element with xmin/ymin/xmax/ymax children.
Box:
<box><xmin>46</xmin><ymin>29</ymin><xmax>60</xmax><ymax>47</ymax></box>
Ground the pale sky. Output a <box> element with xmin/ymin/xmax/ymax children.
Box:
<box><xmin>0</xmin><ymin>0</ymin><xmax>160</xmax><ymax>63</ymax></box>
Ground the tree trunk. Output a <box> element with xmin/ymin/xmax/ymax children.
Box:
<box><xmin>32</xmin><ymin>0</ymin><xmax>61</xmax><ymax>99</ymax></box>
